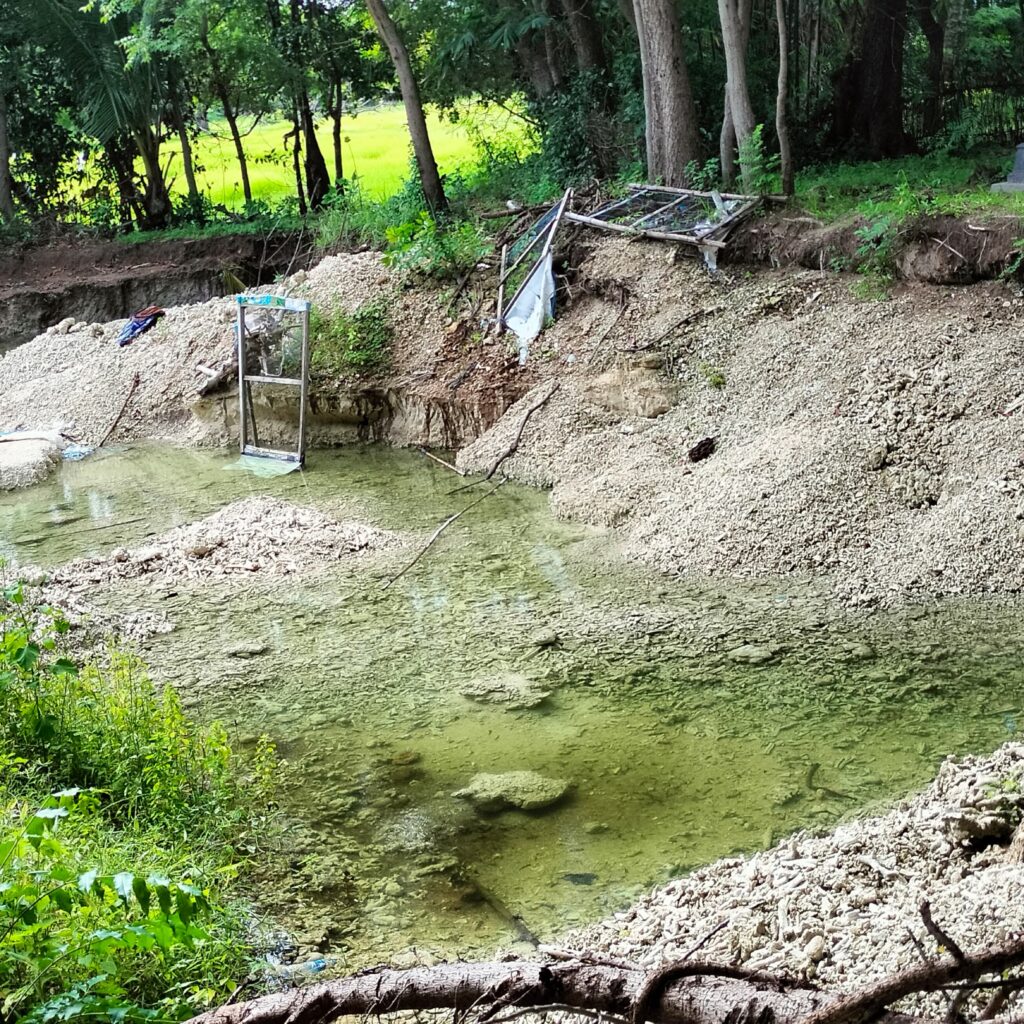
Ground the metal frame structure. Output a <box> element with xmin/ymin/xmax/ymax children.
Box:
<box><xmin>236</xmin><ymin>294</ymin><xmax>311</xmax><ymax>464</ymax></box>
<box><xmin>566</xmin><ymin>184</ymin><xmax>760</xmax><ymax>250</ymax></box>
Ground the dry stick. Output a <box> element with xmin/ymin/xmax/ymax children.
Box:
<box><xmin>382</xmin><ymin>479</ymin><xmax>507</xmax><ymax>590</ymax></box>
<box><xmin>448</xmin><ymin>383</ymin><xmax>560</xmax><ymax>496</ymax></box>
<box><xmin>919</xmin><ymin>901</ymin><xmax>966</xmax><ymax>964</ymax></box>
<box><xmin>417</xmin><ymin>446</ymin><xmax>465</xmax><ymax>476</ymax></box>
<box><xmin>98</xmin><ymin>372</ymin><xmax>141</xmax><ymax>447</ymax></box>
<box><xmin>482</xmin><ymin>382</ymin><xmax>559</xmax><ymax>481</ymax></box>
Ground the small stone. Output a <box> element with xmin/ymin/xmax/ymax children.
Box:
<box><xmin>727</xmin><ymin>643</ymin><xmax>776</xmax><ymax>665</ymax></box>
<box><xmin>804</xmin><ymin>935</ymin><xmax>826</xmax><ymax>963</ymax></box>
<box><xmin>226</xmin><ymin>642</ymin><xmax>269</xmax><ymax>658</ymax></box>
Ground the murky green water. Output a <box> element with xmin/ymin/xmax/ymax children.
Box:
<box><xmin>2</xmin><ymin>445</ymin><xmax>1024</xmax><ymax>968</ymax></box>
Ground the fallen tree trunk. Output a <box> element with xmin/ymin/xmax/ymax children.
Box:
<box><xmin>187</xmin><ymin>932</ymin><xmax>1024</xmax><ymax>1024</ymax></box>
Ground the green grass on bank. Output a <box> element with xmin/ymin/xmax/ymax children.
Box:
<box><xmin>0</xmin><ymin>577</ymin><xmax>276</xmax><ymax>1023</ymax></box>
<box><xmin>793</xmin><ymin>148</ymin><xmax>1024</xmax><ymax>222</ymax></box>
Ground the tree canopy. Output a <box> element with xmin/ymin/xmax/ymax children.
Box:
<box><xmin>1</xmin><ymin>0</ymin><xmax>1023</xmax><ymax>232</ymax></box>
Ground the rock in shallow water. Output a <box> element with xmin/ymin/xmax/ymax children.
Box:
<box><xmin>454</xmin><ymin>771</ymin><xmax>571</xmax><ymax>813</ymax></box>
<box><xmin>458</xmin><ymin>671</ymin><xmax>551</xmax><ymax>709</ymax></box>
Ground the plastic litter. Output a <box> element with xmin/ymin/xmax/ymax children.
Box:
<box><xmin>62</xmin><ymin>443</ymin><xmax>95</xmax><ymax>461</ymax></box>
<box><xmin>116</xmin><ymin>306</ymin><xmax>165</xmax><ymax>348</ymax></box>
<box><xmin>223</xmin><ymin>453</ymin><xmax>303</xmax><ymax>477</ymax></box>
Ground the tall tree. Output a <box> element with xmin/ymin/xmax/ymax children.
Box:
<box><xmin>775</xmin><ymin>0</ymin><xmax>793</xmax><ymax>194</ymax></box>
<box><xmin>833</xmin><ymin>0</ymin><xmax>909</xmax><ymax>157</ymax></box>
<box><xmin>718</xmin><ymin>0</ymin><xmax>757</xmax><ymax>187</ymax></box>
<box><xmin>365</xmin><ymin>0</ymin><xmax>448</xmax><ymax>213</ymax></box>
<box><xmin>632</xmin><ymin>0</ymin><xmax>700</xmax><ymax>185</ymax></box>
<box><xmin>0</xmin><ymin>86</ymin><xmax>13</xmax><ymax>223</ymax></box>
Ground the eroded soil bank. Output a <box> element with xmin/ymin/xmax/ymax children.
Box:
<box><xmin>1</xmin><ymin>242</ymin><xmax>1023</xmax><ymax>1002</ymax></box>
<box><xmin>2</xmin><ymin>241</ymin><xmax>1022</xmax><ymax>607</ymax></box>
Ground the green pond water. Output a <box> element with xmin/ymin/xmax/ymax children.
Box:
<box><xmin>2</xmin><ymin>444</ymin><xmax>1024</xmax><ymax>968</ymax></box>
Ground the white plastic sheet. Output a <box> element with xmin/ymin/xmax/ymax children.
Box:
<box><xmin>503</xmin><ymin>251</ymin><xmax>555</xmax><ymax>364</ymax></box>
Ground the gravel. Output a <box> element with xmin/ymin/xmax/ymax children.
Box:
<box><xmin>458</xmin><ymin>240</ymin><xmax>1024</xmax><ymax>606</ymax></box>
<box><xmin>47</xmin><ymin>496</ymin><xmax>400</xmax><ymax>586</ymax></box>
<box><xmin>569</xmin><ymin>742</ymin><xmax>1024</xmax><ymax>1015</ymax></box>
<box><xmin>0</xmin><ymin>253</ymin><xmax>396</xmax><ymax>447</ymax></box>
<box><xmin>0</xmin><ymin>433</ymin><xmax>62</xmax><ymax>489</ymax></box>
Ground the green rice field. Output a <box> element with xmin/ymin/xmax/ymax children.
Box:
<box><xmin>161</xmin><ymin>102</ymin><xmax>532</xmax><ymax>208</ymax></box>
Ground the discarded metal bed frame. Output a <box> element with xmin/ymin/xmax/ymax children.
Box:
<box><xmin>236</xmin><ymin>294</ymin><xmax>311</xmax><ymax>464</ymax></box>
<box><xmin>565</xmin><ymin>184</ymin><xmax>760</xmax><ymax>251</ymax></box>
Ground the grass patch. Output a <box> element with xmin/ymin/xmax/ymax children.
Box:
<box><xmin>794</xmin><ymin>148</ymin><xmax>1024</xmax><ymax>223</ymax></box>
<box><xmin>311</xmin><ymin>299</ymin><xmax>393</xmax><ymax>374</ymax></box>
<box><xmin>161</xmin><ymin>102</ymin><xmax>533</xmax><ymax>209</ymax></box>
<box><xmin>0</xmin><ymin>577</ymin><xmax>275</xmax><ymax>1023</ymax></box>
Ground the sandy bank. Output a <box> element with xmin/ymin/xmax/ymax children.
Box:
<box><xmin>570</xmin><ymin>742</ymin><xmax>1024</xmax><ymax>1017</ymax></box>
<box><xmin>459</xmin><ymin>241</ymin><xmax>1024</xmax><ymax>606</ymax></box>
<box><xmin>47</xmin><ymin>496</ymin><xmax>400</xmax><ymax>587</ymax></box>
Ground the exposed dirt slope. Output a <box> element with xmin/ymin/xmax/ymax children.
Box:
<box><xmin>459</xmin><ymin>239</ymin><xmax>1024</xmax><ymax>606</ymax></box>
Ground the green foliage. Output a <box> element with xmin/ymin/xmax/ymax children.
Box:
<box><xmin>684</xmin><ymin>157</ymin><xmax>722</xmax><ymax>192</ymax></box>
<box><xmin>1001</xmin><ymin>238</ymin><xmax>1024</xmax><ymax>282</ymax></box>
<box><xmin>382</xmin><ymin>212</ymin><xmax>490</xmax><ymax>280</ymax></box>
<box><xmin>0</xmin><ymin>790</ymin><xmax>247</xmax><ymax>1024</ymax></box>
<box><xmin>737</xmin><ymin>125</ymin><xmax>780</xmax><ymax>194</ymax></box>
<box><xmin>853</xmin><ymin>211</ymin><xmax>899</xmax><ymax>287</ymax></box>
<box><xmin>698</xmin><ymin>363</ymin><xmax>727</xmax><ymax>389</ymax></box>
<box><xmin>311</xmin><ymin>300</ymin><xmax>393</xmax><ymax>374</ymax></box>
<box><xmin>0</xmin><ymin>581</ymin><xmax>276</xmax><ymax>1023</ymax></box>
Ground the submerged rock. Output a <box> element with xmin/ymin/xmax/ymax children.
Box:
<box><xmin>454</xmin><ymin>771</ymin><xmax>571</xmax><ymax>813</ymax></box>
<box><xmin>727</xmin><ymin>643</ymin><xmax>777</xmax><ymax>665</ymax></box>
<box><xmin>459</xmin><ymin>671</ymin><xmax>551</xmax><ymax>709</ymax></box>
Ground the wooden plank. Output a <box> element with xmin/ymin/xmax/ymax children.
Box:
<box><xmin>564</xmin><ymin>211</ymin><xmax>727</xmax><ymax>249</ymax></box>
<box><xmin>496</xmin><ymin>244</ymin><xmax>508</xmax><ymax>323</ymax></box>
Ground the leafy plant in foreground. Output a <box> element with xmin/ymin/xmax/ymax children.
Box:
<box><xmin>0</xmin><ymin>580</ymin><xmax>276</xmax><ymax>1023</ymax></box>
<box><xmin>382</xmin><ymin>211</ymin><xmax>490</xmax><ymax>281</ymax></box>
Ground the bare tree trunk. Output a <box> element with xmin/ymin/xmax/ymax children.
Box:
<box><xmin>287</xmin><ymin>109</ymin><xmax>307</xmax><ymax>217</ymax></box>
<box><xmin>914</xmin><ymin>0</ymin><xmax>945</xmax><ymax>138</ymax></box>
<box><xmin>186</xmin><ymin>937</ymin><xmax>1024</xmax><ymax>1024</ymax></box>
<box><xmin>365</xmin><ymin>0</ymin><xmax>447</xmax><ymax>214</ymax></box>
<box><xmin>170</xmin><ymin>91</ymin><xmax>201</xmax><ymax>214</ymax></box>
<box><xmin>330</xmin><ymin>80</ymin><xmax>344</xmax><ymax>185</ymax></box>
<box><xmin>0</xmin><ymin>87</ymin><xmax>14</xmax><ymax>223</ymax></box>
<box><xmin>299</xmin><ymin>89</ymin><xmax>331</xmax><ymax>209</ymax></box>
<box><xmin>720</xmin><ymin>87</ymin><xmax>736</xmax><ymax>186</ymax></box>
<box><xmin>776</xmin><ymin>0</ymin><xmax>794</xmax><ymax>194</ymax></box>
<box><xmin>833</xmin><ymin>0</ymin><xmax>909</xmax><ymax>157</ymax></box>
<box><xmin>718</xmin><ymin>0</ymin><xmax>757</xmax><ymax>187</ymax></box>
<box><xmin>132</xmin><ymin>126</ymin><xmax>171</xmax><ymax>229</ymax></box>
<box><xmin>942</xmin><ymin>0</ymin><xmax>966</xmax><ymax>95</ymax></box>
<box><xmin>516</xmin><ymin>33</ymin><xmax>557</xmax><ymax>97</ymax></box>
<box><xmin>543</xmin><ymin>0</ymin><xmax>566</xmax><ymax>90</ymax></box>
<box><xmin>632</xmin><ymin>0</ymin><xmax>701</xmax><ymax>185</ymax></box>
<box><xmin>220</xmin><ymin>91</ymin><xmax>253</xmax><ymax>206</ymax></box>
<box><xmin>560</xmin><ymin>0</ymin><xmax>607</xmax><ymax>71</ymax></box>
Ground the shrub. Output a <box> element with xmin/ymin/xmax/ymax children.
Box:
<box><xmin>0</xmin><ymin>581</ymin><xmax>276</xmax><ymax>1023</ymax></box>
<box><xmin>382</xmin><ymin>212</ymin><xmax>490</xmax><ymax>281</ymax></box>
<box><xmin>311</xmin><ymin>299</ymin><xmax>393</xmax><ymax>374</ymax></box>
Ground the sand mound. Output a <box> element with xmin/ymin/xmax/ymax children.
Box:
<box><xmin>458</xmin><ymin>239</ymin><xmax>1024</xmax><ymax>605</ymax></box>
<box><xmin>50</xmin><ymin>496</ymin><xmax>399</xmax><ymax>585</ymax></box>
